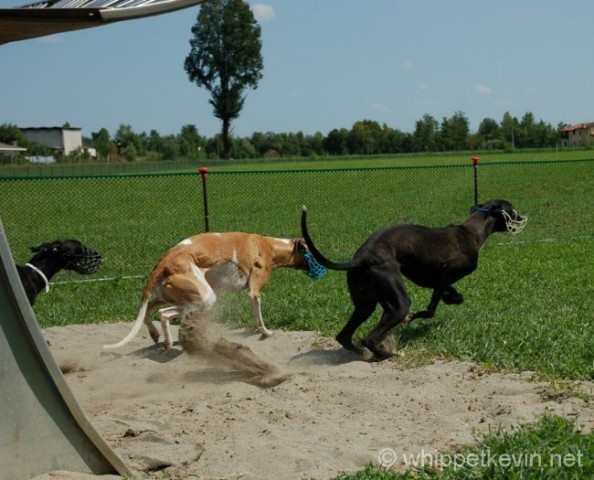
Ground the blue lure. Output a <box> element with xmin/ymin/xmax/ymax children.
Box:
<box><xmin>304</xmin><ymin>251</ymin><xmax>327</xmax><ymax>280</ymax></box>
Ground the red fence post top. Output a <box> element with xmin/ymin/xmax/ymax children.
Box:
<box><xmin>471</xmin><ymin>156</ymin><xmax>480</xmax><ymax>165</ymax></box>
<box><xmin>199</xmin><ymin>166</ymin><xmax>209</xmax><ymax>177</ymax></box>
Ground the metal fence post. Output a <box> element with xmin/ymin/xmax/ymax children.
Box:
<box><xmin>199</xmin><ymin>167</ymin><xmax>210</xmax><ymax>232</ymax></box>
<box><xmin>471</xmin><ymin>156</ymin><xmax>480</xmax><ymax>206</ymax></box>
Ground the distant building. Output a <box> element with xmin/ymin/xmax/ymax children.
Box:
<box><xmin>560</xmin><ymin>122</ymin><xmax>594</xmax><ymax>148</ymax></box>
<box><xmin>20</xmin><ymin>126</ymin><xmax>83</xmax><ymax>155</ymax></box>
<box><xmin>0</xmin><ymin>141</ymin><xmax>27</xmax><ymax>157</ymax></box>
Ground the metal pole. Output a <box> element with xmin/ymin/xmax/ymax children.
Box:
<box><xmin>199</xmin><ymin>167</ymin><xmax>210</xmax><ymax>232</ymax></box>
<box><xmin>471</xmin><ymin>156</ymin><xmax>480</xmax><ymax>206</ymax></box>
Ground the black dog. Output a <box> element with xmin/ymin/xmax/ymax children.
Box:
<box><xmin>301</xmin><ymin>200</ymin><xmax>527</xmax><ymax>360</ymax></box>
<box><xmin>16</xmin><ymin>239</ymin><xmax>102</xmax><ymax>305</ymax></box>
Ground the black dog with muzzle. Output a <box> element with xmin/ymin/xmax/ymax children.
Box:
<box><xmin>301</xmin><ymin>199</ymin><xmax>527</xmax><ymax>360</ymax></box>
<box><xmin>16</xmin><ymin>239</ymin><xmax>102</xmax><ymax>305</ymax></box>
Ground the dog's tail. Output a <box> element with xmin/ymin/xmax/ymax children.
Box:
<box><xmin>102</xmin><ymin>298</ymin><xmax>150</xmax><ymax>349</ymax></box>
<box><xmin>103</xmin><ymin>249</ymin><xmax>171</xmax><ymax>349</ymax></box>
<box><xmin>300</xmin><ymin>206</ymin><xmax>359</xmax><ymax>271</ymax></box>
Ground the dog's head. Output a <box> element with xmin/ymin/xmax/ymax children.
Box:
<box><xmin>30</xmin><ymin>239</ymin><xmax>102</xmax><ymax>274</ymax></box>
<box><xmin>292</xmin><ymin>238</ymin><xmax>327</xmax><ymax>280</ymax></box>
<box><xmin>471</xmin><ymin>200</ymin><xmax>527</xmax><ymax>234</ymax></box>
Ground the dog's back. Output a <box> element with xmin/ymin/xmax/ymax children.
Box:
<box><xmin>362</xmin><ymin>224</ymin><xmax>478</xmax><ymax>288</ymax></box>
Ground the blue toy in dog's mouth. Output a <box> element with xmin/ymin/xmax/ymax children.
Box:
<box><xmin>304</xmin><ymin>251</ymin><xmax>327</xmax><ymax>280</ymax></box>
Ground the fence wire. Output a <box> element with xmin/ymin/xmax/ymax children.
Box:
<box><xmin>1</xmin><ymin>160</ymin><xmax>592</xmax><ymax>284</ymax></box>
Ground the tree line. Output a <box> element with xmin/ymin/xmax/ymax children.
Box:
<box><xmin>91</xmin><ymin>110</ymin><xmax>565</xmax><ymax>161</ymax></box>
<box><xmin>0</xmin><ymin>110</ymin><xmax>569</xmax><ymax>163</ymax></box>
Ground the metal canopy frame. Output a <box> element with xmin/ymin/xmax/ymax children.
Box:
<box><xmin>0</xmin><ymin>222</ymin><xmax>132</xmax><ymax>478</ymax></box>
<box><xmin>0</xmin><ymin>0</ymin><xmax>204</xmax><ymax>45</ymax></box>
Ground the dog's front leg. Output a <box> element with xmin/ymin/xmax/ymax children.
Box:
<box><xmin>247</xmin><ymin>267</ymin><xmax>273</xmax><ymax>338</ymax></box>
<box><xmin>405</xmin><ymin>275</ymin><xmax>450</xmax><ymax>322</ymax></box>
<box><xmin>249</xmin><ymin>295</ymin><xmax>272</xmax><ymax>338</ymax></box>
<box><xmin>441</xmin><ymin>286</ymin><xmax>464</xmax><ymax>304</ymax></box>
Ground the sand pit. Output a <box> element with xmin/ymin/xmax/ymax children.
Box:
<box><xmin>41</xmin><ymin>320</ymin><xmax>594</xmax><ymax>479</ymax></box>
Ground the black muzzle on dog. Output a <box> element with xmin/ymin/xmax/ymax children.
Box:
<box><xmin>64</xmin><ymin>248</ymin><xmax>102</xmax><ymax>274</ymax></box>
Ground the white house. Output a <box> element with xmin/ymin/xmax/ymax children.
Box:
<box><xmin>20</xmin><ymin>126</ymin><xmax>83</xmax><ymax>155</ymax></box>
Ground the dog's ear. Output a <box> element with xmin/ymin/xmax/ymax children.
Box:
<box><xmin>30</xmin><ymin>242</ymin><xmax>50</xmax><ymax>253</ymax></box>
<box><xmin>293</xmin><ymin>238</ymin><xmax>308</xmax><ymax>254</ymax></box>
<box><xmin>53</xmin><ymin>239</ymin><xmax>78</xmax><ymax>254</ymax></box>
<box><xmin>488</xmin><ymin>201</ymin><xmax>513</xmax><ymax>218</ymax></box>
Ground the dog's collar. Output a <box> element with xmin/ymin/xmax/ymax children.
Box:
<box><xmin>474</xmin><ymin>206</ymin><xmax>491</xmax><ymax>213</ymax></box>
<box><xmin>25</xmin><ymin>263</ymin><xmax>50</xmax><ymax>293</ymax></box>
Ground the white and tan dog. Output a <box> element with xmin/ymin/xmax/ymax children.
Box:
<box><xmin>104</xmin><ymin>232</ymin><xmax>324</xmax><ymax>351</ymax></box>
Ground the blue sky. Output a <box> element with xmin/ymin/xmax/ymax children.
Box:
<box><xmin>1</xmin><ymin>1</ymin><xmax>593</xmax><ymax>139</ymax></box>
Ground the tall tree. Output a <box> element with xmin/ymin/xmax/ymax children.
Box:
<box><xmin>91</xmin><ymin>128</ymin><xmax>116</xmax><ymax>160</ymax></box>
<box><xmin>0</xmin><ymin>123</ymin><xmax>29</xmax><ymax>147</ymax></box>
<box><xmin>412</xmin><ymin>114</ymin><xmax>439</xmax><ymax>152</ymax></box>
<box><xmin>184</xmin><ymin>0</ymin><xmax>263</xmax><ymax>159</ymax></box>
<box><xmin>477</xmin><ymin>117</ymin><xmax>501</xmax><ymax>149</ymax></box>
<box><xmin>178</xmin><ymin>124</ymin><xmax>204</xmax><ymax>159</ymax></box>
<box><xmin>439</xmin><ymin>111</ymin><xmax>469</xmax><ymax>151</ymax></box>
<box><xmin>500</xmin><ymin>112</ymin><xmax>519</xmax><ymax>150</ymax></box>
<box><xmin>348</xmin><ymin>120</ymin><xmax>382</xmax><ymax>155</ymax></box>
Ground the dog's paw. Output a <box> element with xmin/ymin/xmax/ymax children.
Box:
<box><xmin>361</xmin><ymin>339</ymin><xmax>393</xmax><ymax>361</ymax></box>
<box><xmin>442</xmin><ymin>291</ymin><xmax>464</xmax><ymax>304</ymax></box>
<box><xmin>335</xmin><ymin>334</ymin><xmax>364</xmax><ymax>353</ymax></box>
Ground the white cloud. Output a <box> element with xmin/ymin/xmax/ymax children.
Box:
<box><xmin>368</xmin><ymin>102</ymin><xmax>388</xmax><ymax>113</ymax></box>
<box><xmin>415</xmin><ymin>82</ymin><xmax>430</xmax><ymax>91</ymax></box>
<box><xmin>473</xmin><ymin>83</ymin><xmax>493</xmax><ymax>95</ymax></box>
<box><xmin>251</xmin><ymin>3</ymin><xmax>275</xmax><ymax>22</ymax></box>
<box><xmin>401</xmin><ymin>60</ymin><xmax>413</xmax><ymax>70</ymax></box>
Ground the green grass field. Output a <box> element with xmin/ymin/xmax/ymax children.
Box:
<box><xmin>1</xmin><ymin>151</ymin><xmax>593</xmax><ymax>479</ymax></box>
<box><xmin>1</xmin><ymin>151</ymin><xmax>592</xmax><ymax>381</ymax></box>
<box><xmin>1</xmin><ymin>148</ymin><xmax>593</xmax><ymax>177</ymax></box>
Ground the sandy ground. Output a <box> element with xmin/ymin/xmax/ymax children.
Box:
<box><xmin>40</xmin><ymin>316</ymin><xmax>594</xmax><ymax>480</ymax></box>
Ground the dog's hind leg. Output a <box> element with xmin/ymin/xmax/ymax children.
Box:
<box><xmin>157</xmin><ymin>306</ymin><xmax>183</xmax><ymax>351</ymax></box>
<box><xmin>157</xmin><ymin>267</ymin><xmax>218</xmax><ymax>351</ymax></box>
<box><xmin>335</xmin><ymin>268</ymin><xmax>379</xmax><ymax>352</ymax></box>
<box><xmin>361</xmin><ymin>266</ymin><xmax>411</xmax><ymax>360</ymax></box>
<box><xmin>336</xmin><ymin>300</ymin><xmax>377</xmax><ymax>353</ymax></box>
<box><xmin>362</xmin><ymin>309</ymin><xmax>407</xmax><ymax>360</ymax></box>
<box><xmin>145</xmin><ymin>299</ymin><xmax>166</xmax><ymax>343</ymax></box>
